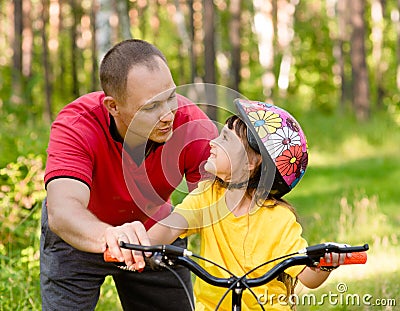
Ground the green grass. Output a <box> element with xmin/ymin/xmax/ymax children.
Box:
<box><xmin>284</xmin><ymin>111</ymin><xmax>400</xmax><ymax>310</ymax></box>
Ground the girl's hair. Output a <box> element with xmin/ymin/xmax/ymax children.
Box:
<box><xmin>214</xmin><ymin>115</ymin><xmax>298</xmax><ymax>217</ymax></box>
<box><xmin>99</xmin><ymin>39</ymin><xmax>167</xmax><ymax>103</ymax></box>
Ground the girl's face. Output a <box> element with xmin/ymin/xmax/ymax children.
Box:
<box><xmin>204</xmin><ymin>124</ymin><xmax>253</xmax><ymax>183</ymax></box>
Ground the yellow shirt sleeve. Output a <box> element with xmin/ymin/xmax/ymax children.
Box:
<box><xmin>173</xmin><ymin>181</ymin><xmax>227</xmax><ymax>237</ymax></box>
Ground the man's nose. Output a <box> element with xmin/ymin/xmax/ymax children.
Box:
<box><xmin>159</xmin><ymin>103</ymin><xmax>175</xmax><ymax>122</ymax></box>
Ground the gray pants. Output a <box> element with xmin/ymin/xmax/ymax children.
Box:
<box><xmin>40</xmin><ymin>202</ymin><xmax>193</xmax><ymax>311</ymax></box>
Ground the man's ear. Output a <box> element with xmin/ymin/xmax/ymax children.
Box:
<box><xmin>103</xmin><ymin>96</ymin><xmax>119</xmax><ymax>117</ymax></box>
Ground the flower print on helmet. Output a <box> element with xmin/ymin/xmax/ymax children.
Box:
<box><xmin>235</xmin><ymin>99</ymin><xmax>308</xmax><ymax>198</ymax></box>
<box><xmin>247</xmin><ymin>110</ymin><xmax>282</xmax><ymax>138</ymax></box>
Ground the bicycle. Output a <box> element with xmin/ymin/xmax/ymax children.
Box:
<box><xmin>104</xmin><ymin>241</ymin><xmax>368</xmax><ymax>311</ymax></box>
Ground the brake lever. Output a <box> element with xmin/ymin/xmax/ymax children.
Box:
<box><xmin>298</xmin><ymin>243</ymin><xmax>369</xmax><ymax>268</ymax></box>
<box><xmin>300</xmin><ymin>243</ymin><xmax>369</xmax><ymax>257</ymax></box>
<box><xmin>147</xmin><ymin>252</ymin><xmax>164</xmax><ymax>270</ymax></box>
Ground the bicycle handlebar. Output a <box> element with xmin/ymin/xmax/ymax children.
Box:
<box><xmin>104</xmin><ymin>242</ymin><xmax>368</xmax><ymax>288</ymax></box>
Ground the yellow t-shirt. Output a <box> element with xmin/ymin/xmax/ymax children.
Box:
<box><xmin>173</xmin><ymin>181</ymin><xmax>308</xmax><ymax>311</ymax></box>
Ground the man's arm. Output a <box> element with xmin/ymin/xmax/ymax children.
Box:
<box><xmin>46</xmin><ymin>178</ymin><xmax>150</xmax><ymax>270</ymax></box>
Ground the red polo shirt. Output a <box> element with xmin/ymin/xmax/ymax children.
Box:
<box><xmin>45</xmin><ymin>91</ymin><xmax>217</xmax><ymax>228</ymax></box>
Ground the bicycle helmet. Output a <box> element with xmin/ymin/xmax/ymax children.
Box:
<box><xmin>235</xmin><ymin>99</ymin><xmax>308</xmax><ymax>197</ymax></box>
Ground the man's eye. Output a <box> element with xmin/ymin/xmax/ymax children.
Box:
<box><xmin>143</xmin><ymin>103</ymin><xmax>157</xmax><ymax>110</ymax></box>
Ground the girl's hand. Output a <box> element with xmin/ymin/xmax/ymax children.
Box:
<box><xmin>324</xmin><ymin>242</ymin><xmax>352</xmax><ymax>267</ymax></box>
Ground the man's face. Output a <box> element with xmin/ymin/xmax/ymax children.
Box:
<box><xmin>119</xmin><ymin>57</ymin><xmax>177</xmax><ymax>146</ymax></box>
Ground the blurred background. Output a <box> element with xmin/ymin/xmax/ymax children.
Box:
<box><xmin>0</xmin><ymin>0</ymin><xmax>399</xmax><ymax>310</ymax></box>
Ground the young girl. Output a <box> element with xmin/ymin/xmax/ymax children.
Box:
<box><xmin>127</xmin><ymin>99</ymin><xmax>348</xmax><ymax>310</ymax></box>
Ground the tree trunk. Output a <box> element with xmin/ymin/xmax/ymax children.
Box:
<box><xmin>57</xmin><ymin>0</ymin><xmax>66</xmax><ymax>94</ymax></box>
<box><xmin>22</xmin><ymin>0</ymin><xmax>33</xmax><ymax>79</ymax></box>
<box><xmin>203</xmin><ymin>0</ymin><xmax>215</xmax><ymax>85</ymax></box>
<box><xmin>191</xmin><ymin>0</ymin><xmax>201</xmax><ymax>83</ymax></box>
<box><xmin>12</xmin><ymin>0</ymin><xmax>23</xmax><ymax>105</ymax></box>
<box><xmin>397</xmin><ymin>0</ymin><xmax>400</xmax><ymax>90</ymax></box>
<box><xmin>41</xmin><ymin>0</ymin><xmax>53</xmax><ymax>122</ymax></box>
<box><xmin>253</xmin><ymin>0</ymin><xmax>275</xmax><ymax>99</ymax></box>
<box><xmin>96</xmin><ymin>0</ymin><xmax>113</xmax><ymax>61</ymax></box>
<box><xmin>371</xmin><ymin>0</ymin><xmax>386</xmax><ymax>109</ymax></box>
<box><xmin>115</xmin><ymin>0</ymin><xmax>132</xmax><ymax>40</ymax></box>
<box><xmin>350</xmin><ymin>0</ymin><xmax>370</xmax><ymax>121</ymax></box>
<box><xmin>91</xmin><ymin>0</ymin><xmax>99</xmax><ymax>91</ymax></box>
<box><xmin>203</xmin><ymin>0</ymin><xmax>217</xmax><ymax>121</ymax></box>
<box><xmin>138</xmin><ymin>2</ymin><xmax>148</xmax><ymax>39</ymax></box>
<box><xmin>276</xmin><ymin>0</ymin><xmax>296</xmax><ymax>96</ymax></box>
<box><xmin>174</xmin><ymin>0</ymin><xmax>191</xmax><ymax>84</ymax></box>
<box><xmin>336</xmin><ymin>0</ymin><xmax>352</xmax><ymax>113</ymax></box>
<box><xmin>229</xmin><ymin>0</ymin><xmax>241</xmax><ymax>92</ymax></box>
<box><xmin>70</xmin><ymin>0</ymin><xmax>80</xmax><ymax>98</ymax></box>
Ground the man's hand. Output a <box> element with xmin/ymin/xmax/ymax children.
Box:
<box><xmin>104</xmin><ymin>221</ymin><xmax>151</xmax><ymax>271</ymax></box>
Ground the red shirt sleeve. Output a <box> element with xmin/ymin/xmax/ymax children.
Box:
<box><xmin>45</xmin><ymin>110</ymin><xmax>95</xmax><ymax>187</ymax></box>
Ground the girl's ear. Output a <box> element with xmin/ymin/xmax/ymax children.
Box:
<box><xmin>248</xmin><ymin>153</ymin><xmax>262</xmax><ymax>171</ymax></box>
<box><xmin>103</xmin><ymin>96</ymin><xmax>119</xmax><ymax>117</ymax></box>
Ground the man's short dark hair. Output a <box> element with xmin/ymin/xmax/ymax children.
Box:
<box><xmin>100</xmin><ymin>39</ymin><xmax>167</xmax><ymax>102</ymax></box>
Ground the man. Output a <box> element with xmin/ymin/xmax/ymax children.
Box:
<box><xmin>40</xmin><ymin>39</ymin><xmax>217</xmax><ymax>310</ymax></box>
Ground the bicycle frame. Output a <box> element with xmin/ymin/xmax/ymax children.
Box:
<box><xmin>174</xmin><ymin>254</ymin><xmax>313</xmax><ymax>309</ymax></box>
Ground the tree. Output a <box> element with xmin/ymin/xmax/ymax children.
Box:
<box><xmin>12</xmin><ymin>0</ymin><xmax>23</xmax><ymax>105</ymax></box>
<box><xmin>336</xmin><ymin>0</ymin><xmax>352</xmax><ymax>112</ymax></box>
<box><xmin>41</xmin><ymin>0</ymin><xmax>52</xmax><ymax>122</ymax></box>
<box><xmin>173</xmin><ymin>0</ymin><xmax>192</xmax><ymax>85</ymax></box>
<box><xmin>229</xmin><ymin>0</ymin><xmax>242</xmax><ymax>92</ymax></box>
<box><xmin>276</xmin><ymin>0</ymin><xmax>296</xmax><ymax>97</ymax></box>
<box><xmin>397</xmin><ymin>0</ymin><xmax>400</xmax><ymax>91</ymax></box>
<box><xmin>203</xmin><ymin>0</ymin><xmax>217</xmax><ymax>121</ymax></box>
<box><xmin>371</xmin><ymin>0</ymin><xmax>386</xmax><ymax>109</ymax></box>
<box><xmin>350</xmin><ymin>0</ymin><xmax>370</xmax><ymax>121</ymax></box>
<box><xmin>96</xmin><ymin>0</ymin><xmax>114</xmax><ymax>61</ymax></box>
<box><xmin>115</xmin><ymin>0</ymin><xmax>132</xmax><ymax>40</ymax></box>
<box><xmin>253</xmin><ymin>0</ymin><xmax>275</xmax><ymax>99</ymax></box>
<box><xmin>70</xmin><ymin>0</ymin><xmax>81</xmax><ymax>98</ymax></box>
<box><xmin>90</xmin><ymin>1</ymin><xmax>99</xmax><ymax>92</ymax></box>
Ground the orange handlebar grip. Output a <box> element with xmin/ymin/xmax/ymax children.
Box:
<box><xmin>319</xmin><ymin>251</ymin><xmax>367</xmax><ymax>267</ymax></box>
<box><xmin>104</xmin><ymin>248</ymin><xmax>144</xmax><ymax>272</ymax></box>
<box><xmin>104</xmin><ymin>248</ymin><xmax>123</xmax><ymax>263</ymax></box>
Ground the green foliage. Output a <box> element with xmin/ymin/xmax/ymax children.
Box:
<box><xmin>0</xmin><ymin>156</ymin><xmax>44</xmax><ymax>310</ymax></box>
<box><xmin>0</xmin><ymin>155</ymin><xmax>46</xmax><ymax>249</ymax></box>
<box><xmin>0</xmin><ymin>241</ymin><xmax>41</xmax><ymax>311</ymax></box>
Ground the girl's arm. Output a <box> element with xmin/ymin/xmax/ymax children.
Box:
<box><xmin>297</xmin><ymin>267</ymin><xmax>330</xmax><ymax>289</ymax></box>
<box><xmin>298</xmin><ymin>252</ymin><xmax>351</xmax><ymax>289</ymax></box>
<box><xmin>147</xmin><ymin>212</ymin><xmax>189</xmax><ymax>245</ymax></box>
